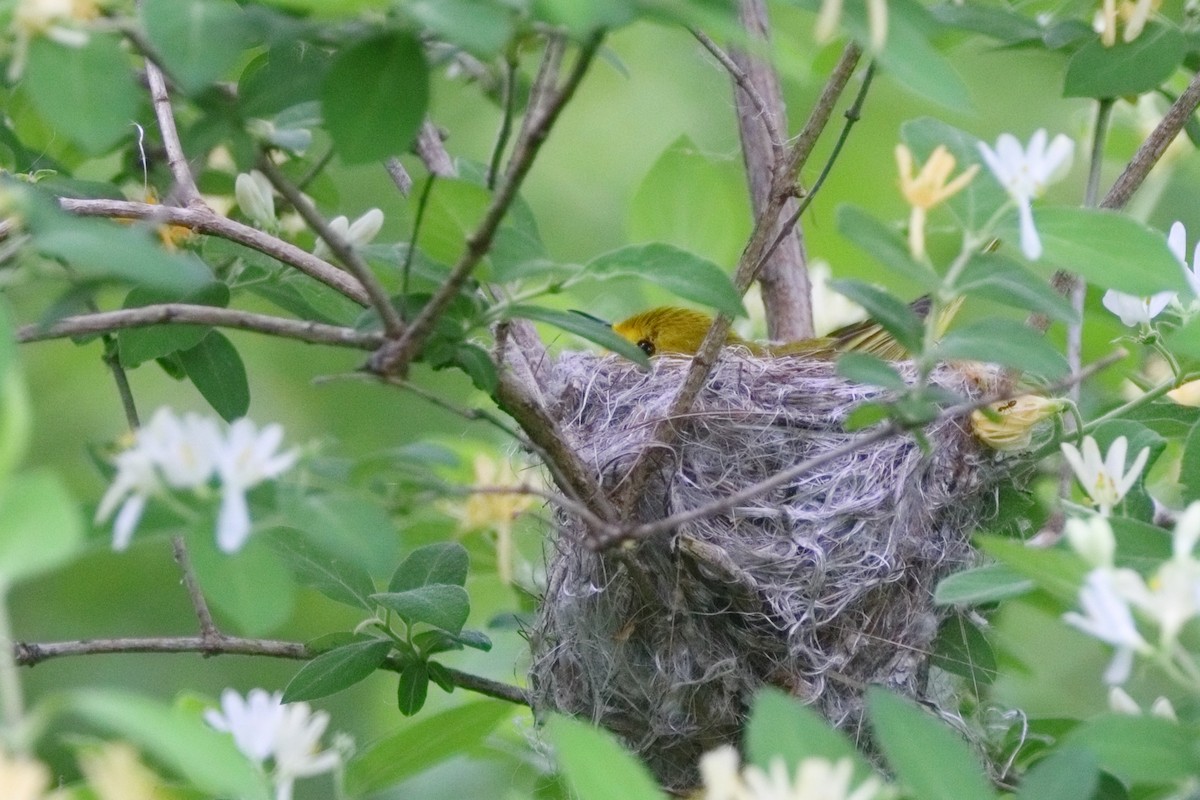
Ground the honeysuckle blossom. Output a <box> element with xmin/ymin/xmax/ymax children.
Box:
<box><xmin>77</xmin><ymin>742</ymin><xmax>162</xmax><ymax>800</ymax></box>
<box><xmin>1101</xmin><ymin>288</ymin><xmax>1176</xmax><ymax>327</ymax></box>
<box><xmin>1060</xmin><ymin>435</ymin><xmax>1150</xmax><ymax>516</ymax></box>
<box><xmin>8</xmin><ymin>0</ymin><xmax>99</xmax><ymax>81</ymax></box>
<box><xmin>1063</xmin><ymin>568</ymin><xmax>1152</xmax><ymax>684</ymax></box>
<box><xmin>0</xmin><ymin>748</ymin><xmax>50</xmax><ymax>800</ymax></box>
<box><xmin>450</xmin><ymin>454</ymin><xmax>535</xmax><ymax>585</ymax></box>
<box><xmin>235</xmin><ymin>170</ymin><xmax>276</xmax><ymax>230</ymax></box>
<box><xmin>977</xmin><ymin>130</ymin><xmax>1074</xmax><ymax>260</ymax></box>
<box><xmin>895</xmin><ymin>144</ymin><xmax>978</xmax><ymax>260</ymax></box>
<box><xmin>699</xmin><ymin>745</ymin><xmax>891</xmax><ymax>800</ymax></box>
<box><xmin>1108</xmin><ymin>686</ymin><xmax>1177</xmax><ymax>720</ymax></box>
<box><xmin>1065</xmin><ymin>514</ymin><xmax>1117</xmax><ymax>569</ymax></box>
<box><xmin>205</xmin><ymin>688</ymin><xmax>341</xmax><ymax>800</ymax></box>
<box><xmin>97</xmin><ymin>408</ymin><xmax>298</xmax><ymax>553</ymax></box>
<box><xmin>1094</xmin><ymin>0</ymin><xmax>1159</xmax><ymax>46</ymax></box>
<box><xmin>1168</xmin><ymin>379</ymin><xmax>1200</xmax><ymax>407</ymax></box>
<box><xmin>815</xmin><ymin>0</ymin><xmax>888</xmax><ymax>51</ymax></box>
<box><xmin>312</xmin><ymin>208</ymin><xmax>384</xmax><ymax>260</ymax></box>
<box><xmin>1168</xmin><ymin>221</ymin><xmax>1200</xmax><ymax>300</ymax></box>
<box><xmin>969</xmin><ymin>394</ymin><xmax>1064</xmax><ymax>451</ymax></box>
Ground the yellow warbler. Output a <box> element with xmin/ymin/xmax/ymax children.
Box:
<box><xmin>612</xmin><ymin>296</ymin><xmax>961</xmax><ymax>360</ymax></box>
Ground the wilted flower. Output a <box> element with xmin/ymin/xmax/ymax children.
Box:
<box><xmin>895</xmin><ymin>144</ymin><xmax>978</xmax><ymax>259</ymax></box>
<box><xmin>1060</xmin><ymin>435</ymin><xmax>1150</xmax><ymax>516</ymax></box>
<box><xmin>312</xmin><ymin>208</ymin><xmax>384</xmax><ymax>260</ymax></box>
<box><xmin>970</xmin><ymin>394</ymin><xmax>1064</xmax><ymax>451</ymax></box>
<box><xmin>977</xmin><ymin>130</ymin><xmax>1074</xmax><ymax>260</ymax></box>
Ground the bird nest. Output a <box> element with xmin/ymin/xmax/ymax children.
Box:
<box><xmin>528</xmin><ymin>351</ymin><xmax>1020</xmax><ymax>789</ymax></box>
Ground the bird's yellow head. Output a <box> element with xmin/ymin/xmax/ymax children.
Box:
<box><xmin>612</xmin><ymin>307</ymin><xmax>751</xmax><ymax>357</ymax></box>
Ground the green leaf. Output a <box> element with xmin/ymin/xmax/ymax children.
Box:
<box><xmin>584</xmin><ymin>243</ymin><xmax>746</xmax><ymax>319</ymax></box>
<box><xmin>836</xmin><ymin>205</ymin><xmax>939</xmax><ymax>290</ymax></box>
<box><xmin>426</xmin><ymin>660</ymin><xmax>456</xmax><ymax>693</ymax></box>
<box><xmin>389</xmin><ymin>542</ymin><xmax>470</xmax><ymax>592</ymax></box>
<box><xmin>1063</xmin><ymin>714</ymin><xmax>1200</xmax><ymax>784</ymax></box>
<box><xmin>930</xmin><ymin>615</ymin><xmax>996</xmax><ymax>686</ymax></box>
<box><xmin>373</xmin><ymin>584</ymin><xmax>470</xmax><ymax>634</ymax></box>
<box><xmin>69</xmin><ymin>690</ymin><xmax>270</xmax><ymax>800</ymax></box>
<box><xmin>867</xmin><ymin>688</ymin><xmax>996</xmax><ymax>800</ymax></box>
<box><xmin>1166</xmin><ymin>316</ymin><xmax>1200</xmax><ymax>363</ymax></box>
<box><xmin>954</xmin><ymin>253</ymin><xmax>1078</xmax><ymax>323</ymax></box>
<box><xmin>281</xmin><ymin>492</ymin><xmax>400</xmax><ymax>577</ymax></box>
<box><xmin>397</xmin><ymin>660</ymin><xmax>429</xmax><ymax>715</ymax></box>
<box><xmin>503</xmin><ymin>305</ymin><xmax>649</xmax><ymax>367</ymax></box>
<box><xmin>1065</xmin><ymin>23</ymin><xmax>1186</xmax><ymax>99</ymax></box>
<box><xmin>238</xmin><ymin>42</ymin><xmax>332</xmax><ymax>118</ymax></box>
<box><xmin>1182</xmin><ymin>416</ymin><xmax>1200</xmax><ymax>505</ymax></box>
<box><xmin>0</xmin><ymin>470</ymin><xmax>82</xmax><ymax>587</ymax></box>
<box><xmin>930</xmin><ymin>4</ymin><xmax>1044</xmax><ymax>44</ymax></box>
<box><xmin>934</xmin><ymin>564</ymin><xmax>1034</xmax><ymax>606</ymax></box>
<box><xmin>454</xmin><ymin>343</ymin><xmax>498</xmax><ymax>393</ymax></box>
<box><xmin>628</xmin><ymin>135</ymin><xmax>752</xmax><ymax>268</ymax></box>
<box><xmin>0</xmin><ymin>308</ymin><xmax>29</xmax><ymax>482</ymax></box>
<box><xmin>745</xmin><ymin>688</ymin><xmax>873</xmax><ymax>778</ymax></box>
<box><xmin>1016</xmin><ymin>747</ymin><xmax>1099</xmax><ymax>800</ymax></box>
<box><xmin>264</xmin><ymin>530</ymin><xmax>376</xmax><ymax>610</ymax></box>
<box><xmin>1030</xmin><ymin>208</ymin><xmax>1190</xmax><ymax>295</ymax></box>
<box><xmin>828</xmin><ymin>280</ymin><xmax>923</xmax><ymax>354</ymax></box>
<box><xmin>933</xmin><ymin>319</ymin><xmax>1068</xmax><ymax>378</ymax></box>
<box><xmin>117</xmin><ymin>282</ymin><xmax>231</xmax><ymax>368</ymax></box>
<box><xmin>178</xmin><ymin>331</ymin><xmax>250</xmax><ymax>421</ymax></box>
<box><xmin>188</xmin><ymin>533</ymin><xmax>295</xmax><ymax>636</ymax></box>
<box><xmin>545</xmin><ymin>715</ymin><xmax>666</xmax><ymax>800</ymax></box>
<box><xmin>23</xmin><ymin>36</ymin><xmax>141</xmax><ymax>154</ymax></box>
<box><xmin>142</xmin><ymin>0</ymin><xmax>257</xmax><ymax>94</ymax></box>
<box><xmin>977</xmin><ymin>535</ymin><xmax>1088</xmax><ymax>605</ymax></box>
<box><xmin>283</xmin><ymin>638</ymin><xmax>392</xmax><ymax>702</ymax></box>
<box><xmin>321</xmin><ymin>33</ymin><xmax>429</xmax><ymax>164</ymax></box>
<box><xmin>345</xmin><ymin>700</ymin><xmax>513</xmax><ymax>794</ymax></box>
<box><xmin>404</xmin><ymin>0</ymin><xmax>515</xmax><ymax>57</ymax></box>
<box><xmin>837</xmin><ymin>352</ymin><xmax>908</xmax><ymax>390</ymax></box>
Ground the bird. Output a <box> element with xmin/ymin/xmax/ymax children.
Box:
<box><xmin>611</xmin><ymin>295</ymin><xmax>962</xmax><ymax>360</ymax></box>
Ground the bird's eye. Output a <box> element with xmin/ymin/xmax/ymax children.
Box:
<box><xmin>637</xmin><ymin>339</ymin><xmax>655</xmax><ymax>356</ymax></box>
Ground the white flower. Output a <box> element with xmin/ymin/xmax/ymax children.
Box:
<box><xmin>0</xmin><ymin>748</ymin><xmax>50</xmax><ymax>800</ymax></box>
<box><xmin>271</xmin><ymin>702</ymin><xmax>342</xmax><ymax>800</ymax></box>
<box><xmin>1065</xmin><ymin>515</ymin><xmax>1116</xmax><ymax>569</ymax></box>
<box><xmin>8</xmin><ymin>0</ymin><xmax>98</xmax><ymax>81</ymax></box>
<box><xmin>1101</xmin><ymin>288</ymin><xmax>1175</xmax><ymax>327</ymax></box>
<box><xmin>215</xmin><ymin>419</ymin><xmax>299</xmax><ymax>553</ymax></box>
<box><xmin>1168</xmin><ymin>221</ymin><xmax>1200</xmax><ymax>300</ymax></box>
<box><xmin>1060</xmin><ymin>435</ymin><xmax>1150</xmax><ymax>516</ymax></box>
<box><xmin>1063</xmin><ymin>569</ymin><xmax>1152</xmax><ymax>684</ymax></box>
<box><xmin>698</xmin><ymin>745</ymin><xmax>890</xmax><ymax>800</ymax></box>
<box><xmin>1108</xmin><ymin>687</ymin><xmax>1177</xmax><ymax>720</ymax></box>
<box><xmin>312</xmin><ymin>208</ymin><xmax>384</xmax><ymax>260</ymax></box>
<box><xmin>977</xmin><ymin>130</ymin><xmax>1074</xmax><ymax>260</ymax></box>
<box><xmin>205</xmin><ymin>688</ymin><xmax>286</xmax><ymax>765</ymax></box>
<box><xmin>235</xmin><ymin>171</ymin><xmax>276</xmax><ymax>230</ymax></box>
<box><xmin>96</xmin><ymin>444</ymin><xmax>159</xmax><ymax>551</ymax></box>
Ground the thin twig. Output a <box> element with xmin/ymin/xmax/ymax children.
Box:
<box><xmin>402</xmin><ymin>175</ymin><xmax>438</xmax><ymax>308</ymax></box>
<box><xmin>12</xmin><ymin>636</ymin><xmax>529</xmax><ymax>706</ymax></box>
<box><xmin>137</xmin><ymin>17</ymin><xmax>203</xmax><ymax>208</ymax></box>
<box><xmin>255</xmin><ymin>155</ymin><xmax>405</xmax><ymax>337</ymax></box>
<box><xmin>59</xmin><ymin>198</ymin><xmax>370</xmax><ymax>305</ymax></box>
<box><xmin>488</xmin><ymin>52</ymin><xmax>520</xmax><ymax>190</ymax></box>
<box><xmin>101</xmin><ymin>335</ymin><xmax>140</xmax><ymax>429</ymax></box>
<box><xmin>16</xmin><ymin>304</ymin><xmax>383</xmax><ymax>349</ymax></box>
<box><xmin>171</xmin><ymin>536</ymin><xmax>219</xmax><ymax>643</ymax></box>
<box><xmin>692</xmin><ymin>27</ymin><xmax>783</xmax><ymax>156</ymax></box>
<box><xmin>368</xmin><ymin>32</ymin><xmax>605</xmax><ymax>377</ymax></box>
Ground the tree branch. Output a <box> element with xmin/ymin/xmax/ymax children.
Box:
<box><xmin>171</xmin><ymin>536</ymin><xmax>219</xmax><ymax>643</ymax></box>
<box><xmin>136</xmin><ymin>13</ymin><xmax>203</xmax><ymax>208</ymax></box>
<box><xmin>16</xmin><ymin>304</ymin><xmax>383</xmax><ymax>350</ymax></box>
<box><xmin>367</xmin><ymin>32</ymin><xmax>604</xmax><ymax>377</ymax></box>
<box><xmin>59</xmin><ymin>198</ymin><xmax>371</xmax><ymax>306</ymax></box>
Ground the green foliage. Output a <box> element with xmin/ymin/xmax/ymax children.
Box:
<box><xmin>545</xmin><ymin>715</ymin><xmax>666</xmax><ymax>800</ymax></box>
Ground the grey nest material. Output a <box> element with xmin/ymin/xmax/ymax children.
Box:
<box><xmin>528</xmin><ymin>351</ymin><xmax>1019</xmax><ymax>789</ymax></box>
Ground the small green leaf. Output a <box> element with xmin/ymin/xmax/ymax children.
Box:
<box><xmin>503</xmin><ymin>305</ymin><xmax>648</xmax><ymax>366</ymax></box>
<box><xmin>117</xmin><ymin>282</ymin><xmax>231</xmax><ymax>367</ymax></box>
<box><xmin>404</xmin><ymin>0</ymin><xmax>515</xmax><ymax>57</ymax></box>
<box><xmin>930</xmin><ymin>615</ymin><xmax>996</xmax><ymax>686</ymax></box>
<box><xmin>837</xmin><ymin>352</ymin><xmax>908</xmax><ymax>390</ymax></box>
<box><xmin>413</xmin><ymin>630</ymin><xmax>463</xmax><ymax>656</ymax></box>
<box><xmin>23</xmin><ymin>36</ymin><xmax>141</xmax><ymax>154</ymax></box>
<box><xmin>829</xmin><ymin>280</ymin><xmax>923</xmax><ymax>354</ymax></box>
<box><xmin>1063</xmin><ymin>714</ymin><xmax>1200</xmax><ymax>784</ymax></box>
<box><xmin>954</xmin><ymin>253</ymin><xmax>1078</xmax><ymax>322</ymax></box>
<box><xmin>930</xmin><ymin>4</ymin><xmax>1044</xmax><ymax>44</ymax></box>
<box><xmin>321</xmin><ymin>33</ymin><xmax>429</xmax><ymax>164</ymax></box>
<box><xmin>977</xmin><ymin>535</ymin><xmax>1088</xmax><ymax>605</ymax></box>
<box><xmin>836</xmin><ymin>205</ymin><xmax>939</xmax><ymax>290</ymax></box>
<box><xmin>178</xmin><ymin>331</ymin><xmax>250</xmax><ymax>421</ymax></box>
<box><xmin>373</xmin><ymin>585</ymin><xmax>470</xmax><ymax>634</ymax></box>
<box><xmin>345</xmin><ymin>700</ymin><xmax>512</xmax><ymax>795</ymax></box>
<box><xmin>844</xmin><ymin>401</ymin><xmax>889</xmax><ymax>431</ymax></box>
<box><xmin>0</xmin><ymin>470</ymin><xmax>82</xmax><ymax>587</ymax></box>
<box><xmin>456</xmin><ymin>629</ymin><xmax>492</xmax><ymax>651</ymax></box>
<box><xmin>1065</xmin><ymin>23</ymin><xmax>1185</xmax><ymax>99</ymax></box>
<box><xmin>868</xmin><ymin>688</ymin><xmax>996</xmax><ymax>800</ymax></box>
<box><xmin>1182</xmin><ymin>416</ymin><xmax>1200</xmax><ymax>505</ymax></box>
<box><xmin>397</xmin><ymin>660</ymin><xmax>429</xmax><ymax>715</ymax></box>
<box><xmin>745</xmin><ymin>688</ymin><xmax>873</xmax><ymax>778</ymax></box>
<box><xmin>389</xmin><ymin>542</ymin><xmax>470</xmax><ymax>592</ymax></box>
<box><xmin>284</xmin><ymin>639</ymin><xmax>392</xmax><ymax>702</ymax></box>
<box><xmin>426</xmin><ymin>660</ymin><xmax>456</xmax><ymax>693</ymax></box>
<box><xmin>238</xmin><ymin>41</ymin><xmax>332</xmax><ymax>118</ymax></box>
<box><xmin>584</xmin><ymin>243</ymin><xmax>746</xmax><ymax>319</ymax></box>
<box><xmin>281</xmin><ymin>492</ymin><xmax>400</xmax><ymax>577</ymax></box>
<box><xmin>1016</xmin><ymin>747</ymin><xmax>1099</xmax><ymax>800</ymax></box>
<box><xmin>143</xmin><ymin>0</ymin><xmax>258</xmax><ymax>94</ymax></box>
<box><xmin>1166</xmin><ymin>316</ymin><xmax>1200</xmax><ymax>363</ymax></box>
<box><xmin>264</xmin><ymin>530</ymin><xmax>376</xmax><ymax>610</ymax></box>
<box><xmin>545</xmin><ymin>715</ymin><xmax>667</xmax><ymax>800</ymax></box>
<box><xmin>454</xmin><ymin>343</ymin><xmax>498</xmax><ymax>393</ymax></box>
<box><xmin>934</xmin><ymin>564</ymin><xmax>1035</xmax><ymax>606</ymax></box>
<box><xmin>933</xmin><ymin>319</ymin><xmax>1068</xmax><ymax>378</ymax></box>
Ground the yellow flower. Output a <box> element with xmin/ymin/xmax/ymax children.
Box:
<box><xmin>896</xmin><ymin>144</ymin><xmax>979</xmax><ymax>260</ymax></box>
<box><xmin>815</xmin><ymin>0</ymin><xmax>888</xmax><ymax>52</ymax></box>
<box><xmin>1094</xmin><ymin>0</ymin><xmax>1160</xmax><ymax>46</ymax></box>
<box><xmin>8</xmin><ymin>0</ymin><xmax>100</xmax><ymax>81</ymax></box>
<box><xmin>78</xmin><ymin>742</ymin><xmax>164</xmax><ymax>800</ymax></box>
<box><xmin>971</xmin><ymin>394</ymin><xmax>1065</xmax><ymax>451</ymax></box>
<box><xmin>455</xmin><ymin>454</ymin><xmax>535</xmax><ymax>584</ymax></box>
<box><xmin>1168</xmin><ymin>379</ymin><xmax>1200</xmax><ymax>407</ymax></box>
<box><xmin>0</xmin><ymin>749</ymin><xmax>50</xmax><ymax>800</ymax></box>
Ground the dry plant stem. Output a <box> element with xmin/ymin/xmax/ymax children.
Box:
<box><xmin>691</xmin><ymin>28</ymin><xmax>783</xmax><ymax>156</ymax></box>
<box><xmin>59</xmin><ymin>198</ymin><xmax>370</xmax><ymax>305</ymax></box>
<box><xmin>16</xmin><ymin>304</ymin><xmax>383</xmax><ymax>350</ymax></box>
<box><xmin>368</xmin><ymin>32</ymin><xmax>603</xmax><ymax>377</ymax></box>
<box><xmin>138</xmin><ymin>26</ymin><xmax>203</xmax><ymax>208</ymax></box>
<box><xmin>255</xmin><ymin>156</ymin><xmax>405</xmax><ymax>337</ymax></box>
<box><xmin>171</xmin><ymin>536</ymin><xmax>219</xmax><ymax>643</ymax></box>
<box><xmin>12</xmin><ymin>637</ymin><xmax>528</xmax><ymax>706</ymax></box>
<box><xmin>415</xmin><ymin>119</ymin><xmax>457</xmax><ymax>178</ymax></box>
<box><xmin>101</xmin><ymin>335</ymin><xmax>140</xmax><ymax>429</ymax></box>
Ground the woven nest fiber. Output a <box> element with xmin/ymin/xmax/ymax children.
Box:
<box><xmin>528</xmin><ymin>350</ymin><xmax>1019</xmax><ymax>789</ymax></box>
